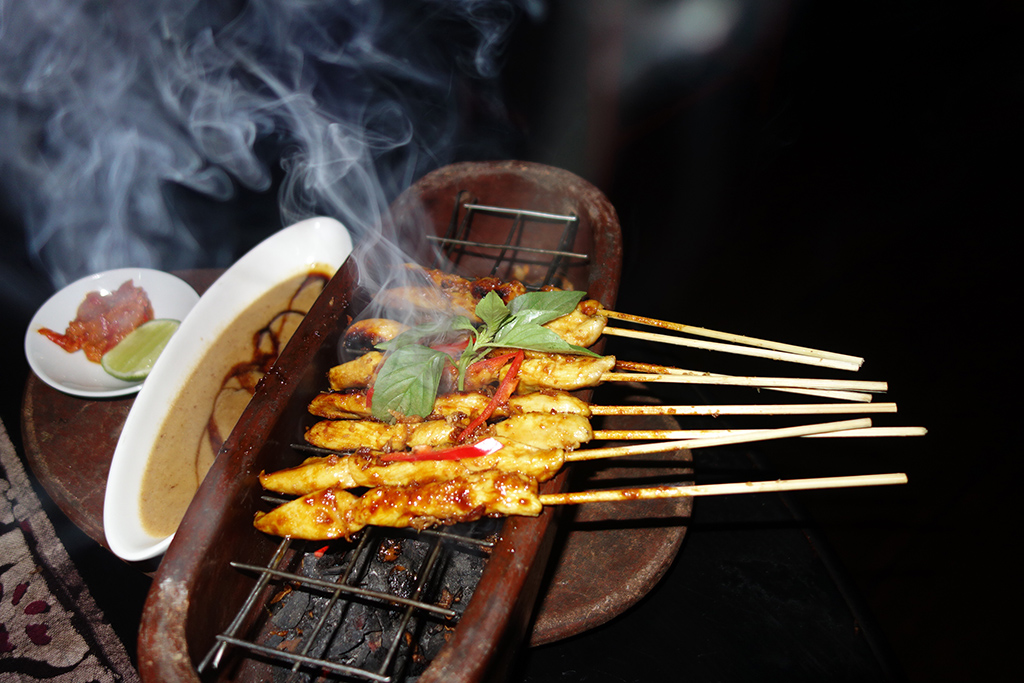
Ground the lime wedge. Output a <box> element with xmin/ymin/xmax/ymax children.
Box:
<box><xmin>101</xmin><ymin>319</ymin><xmax>180</xmax><ymax>382</ymax></box>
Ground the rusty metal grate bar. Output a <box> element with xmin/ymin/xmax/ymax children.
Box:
<box><xmin>430</xmin><ymin>196</ymin><xmax>586</xmax><ymax>286</ymax></box>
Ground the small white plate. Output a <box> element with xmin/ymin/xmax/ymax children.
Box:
<box><xmin>104</xmin><ymin>216</ymin><xmax>353</xmax><ymax>562</ymax></box>
<box><xmin>25</xmin><ymin>268</ymin><xmax>200</xmax><ymax>398</ymax></box>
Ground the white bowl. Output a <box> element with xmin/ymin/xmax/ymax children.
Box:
<box><xmin>25</xmin><ymin>268</ymin><xmax>200</xmax><ymax>398</ymax></box>
<box><xmin>104</xmin><ymin>216</ymin><xmax>353</xmax><ymax>562</ymax></box>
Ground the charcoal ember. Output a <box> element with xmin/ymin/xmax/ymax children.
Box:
<box><xmin>436</xmin><ymin>587</ymin><xmax>456</xmax><ymax>610</ymax></box>
<box><xmin>377</xmin><ymin>538</ymin><xmax>403</xmax><ymax>562</ymax></box>
<box><xmin>268</xmin><ymin>584</ymin><xmax>309</xmax><ymax>631</ymax></box>
<box><xmin>319</xmin><ymin>601</ymin><xmax>387</xmax><ymax>666</ymax></box>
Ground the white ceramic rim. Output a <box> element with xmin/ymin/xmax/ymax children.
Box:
<box><xmin>103</xmin><ymin>216</ymin><xmax>353</xmax><ymax>562</ymax></box>
<box><xmin>24</xmin><ymin>268</ymin><xmax>201</xmax><ymax>398</ymax></box>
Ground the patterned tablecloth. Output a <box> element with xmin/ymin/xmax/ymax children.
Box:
<box><xmin>0</xmin><ymin>418</ymin><xmax>138</xmax><ymax>682</ymax></box>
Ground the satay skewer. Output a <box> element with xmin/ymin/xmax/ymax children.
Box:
<box><xmin>328</xmin><ymin>349</ymin><xmax>879</xmax><ymax>399</ymax></box>
<box><xmin>271</xmin><ymin>419</ymin><xmax>890</xmax><ymax>495</ymax></box>
<box><xmin>301</xmin><ymin>403</ymin><xmax>892</xmax><ymax>458</ymax></box>
<box><xmin>539</xmin><ymin>473</ymin><xmax>908</xmax><ymax>506</ymax></box>
<box><xmin>253</xmin><ymin>470</ymin><xmax>908</xmax><ymax>541</ymax></box>
<box><xmin>372</xmin><ymin>268</ymin><xmax>864</xmax><ymax>370</ymax></box>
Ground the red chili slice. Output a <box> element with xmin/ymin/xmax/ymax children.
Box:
<box><xmin>379</xmin><ymin>437</ymin><xmax>503</xmax><ymax>462</ymax></box>
<box><xmin>466</xmin><ymin>351</ymin><xmax>518</xmax><ymax>374</ymax></box>
<box><xmin>456</xmin><ymin>348</ymin><xmax>524</xmax><ymax>442</ymax></box>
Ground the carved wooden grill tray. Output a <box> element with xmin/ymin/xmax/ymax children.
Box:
<box><xmin>138</xmin><ymin>161</ymin><xmax>624</xmax><ymax>683</ymax></box>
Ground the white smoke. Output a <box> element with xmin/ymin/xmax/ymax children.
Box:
<box><xmin>0</xmin><ymin>0</ymin><xmax>534</xmax><ymax>288</ymax></box>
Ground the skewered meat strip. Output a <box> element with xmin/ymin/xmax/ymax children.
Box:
<box><xmin>305</xmin><ymin>413</ymin><xmax>594</xmax><ymax>453</ymax></box>
<box><xmin>307</xmin><ymin>391</ymin><xmax>371</xmax><ymax>420</ymax></box>
<box><xmin>541</xmin><ymin>299</ymin><xmax>607</xmax><ymax>348</ymax></box>
<box><xmin>422</xmin><ymin>267</ymin><xmax>528</xmax><ymax>306</ymax></box>
<box><xmin>342</xmin><ymin>318</ymin><xmax>410</xmax><ymax>352</ymax></box>
<box><xmin>341</xmin><ymin>300</ymin><xmax>607</xmax><ymax>353</ymax></box>
<box><xmin>325</xmin><ymin>350</ymin><xmax>615</xmax><ymax>395</ymax></box>
<box><xmin>375</xmin><ymin>286</ymin><xmax>453</xmax><ymax>316</ymax></box>
<box><xmin>508</xmin><ymin>390</ymin><xmax>593</xmax><ymax>417</ymax></box>
<box><xmin>253</xmin><ymin>471</ymin><xmax>542</xmax><ymax>540</ymax></box>
<box><xmin>305</xmin><ymin>418</ymin><xmax>457</xmax><ymax>452</ymax></box>
<box><xmin>491</xmin><ymin>413</ymin><xmax>593</xmax><ymax>449</ymax></box>
<box><xmin>309</xmin><ymin>390</ymin><xmax>487</xmax><ymax>421</ymax></box>
<box><xmin>307</xmin><ymin>389</ymin><xmax>592</xmax><ymax>421</ymax></box>
<box><xmin>259</xmin><ymin>438</ymin><xmax>565</xmax><ymax>494</ymax></box>
<box><xmin>506</xmin><ymin>353</ymin><xmax>616</xmax><ymax>393</ymax></box>
<box><xmin>328</xmin><ymin>351</ymin><xmax>383</xmax><ymax>391</ymax></box>
<box><xmin>382</xmin><ymin>268</ymin><xmax>609</xmax><ymax>345</ymax></box>
<box><xmin>376</xmin><ymin>266</ymin><xmax>529</xmax><ymax>322</ymax></box>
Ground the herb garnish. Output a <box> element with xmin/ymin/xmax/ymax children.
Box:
<box><xmin>369</xmin><ymin>289</ymin><xmax>599</xmax><ymax>421</ymax></box>
<box><xmin>368</xmin><ymin>344</ymin><xmax>450</xmax><ymax>421</ymax></box>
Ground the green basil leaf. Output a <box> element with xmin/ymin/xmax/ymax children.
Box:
<box><xmin>491</xmin><ymin>318</ymin><xmax>600</xmax><ymax>356</ymax></box>
<box><xmin>507</xmin><ymin>290</ymin><xmax>587</xmax><ymax>326</ymax></box>
<box><xmin>475</xmin><ymin>291</ymin><xmax>510</xmax><ymax>330</ymax></box>
<box><xmin>450</xmin><ymin>315</ymin><xmax>477</xmax><ymax>333</ymax></box>
<box><xmin>370</xmin><ymin>345</ymin><xmax>450</xmax><ymax>421</ymax></box>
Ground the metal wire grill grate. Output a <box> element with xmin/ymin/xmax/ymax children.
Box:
<box><xmin>199</xmin><ymin>522</ymin><xmax>499</xmax><ymax>682</ymax></box>
<box><xmin>198</xmin><ymin>196</ymin><xmax>589</xmax><ymax>682</ymax></box>
<box><xmin>428</xmin><ymin>191</ymin><xmax>586</xmax><ymax>286</ymax></box>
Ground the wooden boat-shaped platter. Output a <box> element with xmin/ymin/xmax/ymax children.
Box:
<box><xmin>138</xmin><ymin>161</ymin><xmax>693</xmax><ymax>683</ymax></box>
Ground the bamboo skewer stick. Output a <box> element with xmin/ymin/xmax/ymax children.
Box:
<box><xmin>602</xmin><ymin>327</ymin><xmax>862</xmax><ymax>372</ymax></box>
<box><xmin>759</xmin><ymin>388</ymin><xmax>871</xmax><ymax>402</ymax></box>
<box><xmin>614</xmin><ymin>360</ymin><xmax>875</xmax><ymax>402</ymax></box>
<box><xmin>568</xmin><ymin>418</ymin><xmax>874</xmax><ymax>462</ymax></box>
<box><xmin>539</xmin><ymin>473</ymin><xmax>908</xmax><ymax>506</ymax></box>
<box><xmin>599</xmin><ymin>309</ymin><xmax>865</xmax><ymax>368</ymax></box>
<box><xmin>593</xmin><ymin>426</ymin><xmax>928</xmax><ymax>440</ymax></box>
<box><xmin>602</xmin><ymin>371</ymin><xmax>887</xmax><ymax>393</ymax></box>
<box><xmin>589</xmin><ymin>402</ymin><xmax>898</xmax><ymax>417</ymax></box>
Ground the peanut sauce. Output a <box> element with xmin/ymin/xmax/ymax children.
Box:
<box><xmin>138</xmin><ymin>269</ymin><xmax>330</xmax><ymax>538</ymax></box>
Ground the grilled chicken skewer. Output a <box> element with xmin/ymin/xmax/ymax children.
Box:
<box><xmin>374</xmin><ymin>265</ymin><xmax>529</xmax><ymax>324</ymax></box>
<box><xmin>343</xmin><ymin>303</ymin><xmax>607</xmax><ymax>357</ymax></box>
<box><xmin>253</xmin><ymin>469</ymin><xmax>907</xmax><ymax>541</ymax></box>
<box><xmin>344</xmin><ymin>303</ymin><xmax>607</xmax><ymax>353</ymax></box>
<box><xmin>337</xmin><ymin>319</ymin><xmax>883</xmax><ymax>399</ymax></box>
<box><xmin>375</xmin><ymin>266</ymin><xmax>863</xmax><ymax>370</ymax></box>
<box><xmin>328</xmin><ymin>347</ymin><xmax>881</xmax><ymax>399</ymax></box>
<box><xmin>269</xmin><ymin>418</ymin><xmax>878</xmax><ymax>496</ymax></box>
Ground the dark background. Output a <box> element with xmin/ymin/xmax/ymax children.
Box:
<box><xmin>2</xmin><ymin>1</ymin><xmax>1019</xmax><ymax>681</ymax></box>
<box><xmin>499</xmin><ymin>1</ymin><xmax>1018</xmax><ymax>680</ymax></box>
